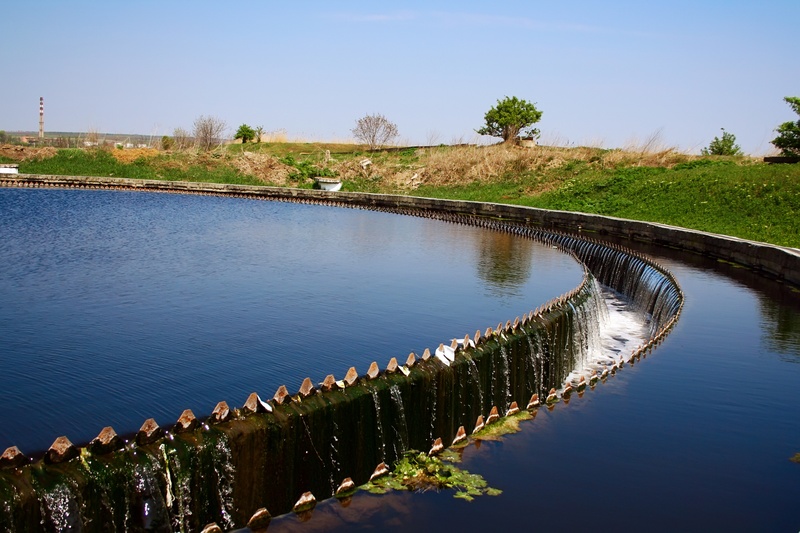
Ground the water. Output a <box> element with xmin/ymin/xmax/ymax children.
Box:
<box><xmin>265</xmin><ymin>239</ymin><xmax>800</xmax><ymax>532</ymax></box>
<box><xmin>2</xmin><ymin>188</ymin><xmax>798</xmax><ymax>531</ymax></box>
<box><xmin>0</xmin><ymin>188</ymin><xmax>581</xmax><ymax>453</ymax></box>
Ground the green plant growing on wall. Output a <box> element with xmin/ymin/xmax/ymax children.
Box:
<box><xmin>701</xmin><ymin>128</ymin><xmax>742</xmax><ymax>156</ymax></box>
<box><xmin>476</xmin><ymin>96</ymin><xmax>543</xmax><ymax>144</ymax></box>
<box><xmin>772</xmin><ymin>96</ymin><xmax>800</xmax><ymax>156</ymax></box>
<box><xmin>361</xmin><ymin>450</ymin><xmax>502</xmax><ymax>501</ymax></box>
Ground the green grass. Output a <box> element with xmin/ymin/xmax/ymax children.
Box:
<box><xmin>416</xmin><ymin>160</ymin><xmax>800</xmax><ymax>248</ymax></box>
<box><xmin>18</xmin><ymin>149</ymin><xmax>264</xmax><ymax>186</ymax></box>
<box><xmin>226</xmin><ymin>141</ymin><xmax>364</xmax><ymax>159</ymax></box>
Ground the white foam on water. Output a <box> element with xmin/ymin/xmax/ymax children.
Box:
<box><xmin>564</xmin><ymin>287</ymin><xmax>651</xmax><ymax>388</ymax></box>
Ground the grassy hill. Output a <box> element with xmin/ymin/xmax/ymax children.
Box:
<box><xmin>2</xmin><ymin>142</ymin><xmax>798</xmax><ymax>248</ymax></box>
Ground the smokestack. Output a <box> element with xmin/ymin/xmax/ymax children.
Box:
<box><xmin>39</xmin><ymin>97</ymin><xmax>44</xmax><ymax>139</ymax></box>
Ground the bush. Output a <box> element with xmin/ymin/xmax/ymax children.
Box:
<box><xmin>772</xmin><ymin>96</ymin><xmax>800</xmax><ymax>156</ymax></box>
<box><xmin>280</xmin><ymin>155</ymin><xmax>337</xmax><ymax>181</ymax></box>
<box><xmin>235</xmin><ymin>124</ymin><xmax>256</xmax><ymax>144</ymax></box>
<box><xmin>701</xmin><ymin>128</ymin><xmax>742</xmax><ymax>156</ymax></box>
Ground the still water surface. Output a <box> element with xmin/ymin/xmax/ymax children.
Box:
<box><xmin>0</xmin><ymin>188</ymin><xmax>581</xmax><ymax>453</ymax></box>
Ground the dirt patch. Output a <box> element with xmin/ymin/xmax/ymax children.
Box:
<box><xmin>0</xmin><ymin>144</ymin><xmax>58</xmax><ymax>162</ymax></box>
<box><xmin>230</xmin><ymin>152</ymin><xmax>296</xmax><ymax>185</ymax></box>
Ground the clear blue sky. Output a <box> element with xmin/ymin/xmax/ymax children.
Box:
<box><xmin>3</xmin><ymin>1</ymin><xmax>798</xmax><ymax>154</ymax></box>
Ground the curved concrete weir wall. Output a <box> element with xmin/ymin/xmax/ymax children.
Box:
<box><xmin>0</xmin><ymin>175</ymin><xmax>713</xmax><ymax>531</ymax></box>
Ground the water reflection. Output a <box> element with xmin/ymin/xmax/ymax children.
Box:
<box><xmin>474</xmin><ymin>230</ymin><xmax>534</xmax><ymax>297</ymax></box>
<box><xmin>758</xmin><ymin>290</ymin><xmax>800</xmax><ymax>361</ymax></box>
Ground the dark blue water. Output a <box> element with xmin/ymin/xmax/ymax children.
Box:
<box><xmin>3</xmin><ymin>189</ymin><xmax>799</xmax><ymax>532</ymax></box>
<box><xmin>265</xmin><ymin>240</ymin><xmax>800</xmax><ymax>533</ymax></box>
<box><xmin>0</xmin><ymin>188</ymin><xmax>581</xmax><ymax>453</ymax></box>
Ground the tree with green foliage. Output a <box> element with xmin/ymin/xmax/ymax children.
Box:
<box><xmin>701</xmin><ymin>128</ymin><xmax>742</xmax><ymax>156</ymax></box>
<box><xmin>254</xmin><ymin>125</ymin><xmax>264</xmax><ymax>143</ymax></box>
<box><xmin>235</xmin><ymin>124</ymin><xmax>256</xmax><ymax>144</ymax></box>
<box><xmin>476</xmin><ymin>96</ymin><xmax>543</xmax><ymax>144</ymax></box>
<box><xmin>772</xmin><ymin>96</ymin><xmax>800</xmax><ymax>157</ymax></box>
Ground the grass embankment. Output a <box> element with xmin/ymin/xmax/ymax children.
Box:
<box><xmin>9</xmin><ymin>148</ymin><xmax>265</xmax><ymax>186</ymax></box>
<box><xmin>3</xmin><ymin>143</ymin><xmax>798</xmax><ymax>248</ymax></box>
<box><xmin>416</xmin><ymin>159</ymin><xmax>800</xmax><ymax>248</ymax></box>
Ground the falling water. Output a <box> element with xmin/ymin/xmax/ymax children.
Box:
<box><xmin>465</xmin><ymin>358</ymin><xmax>485</xmax><ymax>417</ymax></box>
<box><xmin>38</xmin><ymin>483</ymin><xmax>79</xmax><ymax>532</ymax></box>
<box><xmin>388</xmin><ymin>385</ymin><xmax>409</xmax><ymax>456</ymax></box>
<box><xmin>133</xmin><ymin>456</ymin><xmax>171</xmax><ymax>532</ymax></box>
<box><xmin>369</xmin><ymin>387</ymin><xmax>386</xmax><ymax>463</ymax></box>
<box><xmin>328</xmin><ymin>420</ymin><xmax>342</xmax><ymax>492</ymax></box>
<box><xmin>211</xmin><ymin>435</ymin><xmax>235</xmax><ymax>530</ymax></box>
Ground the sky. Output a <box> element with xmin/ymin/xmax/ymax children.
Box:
<box><xmin>2</xmin><ymin>1</ymin><xmax>798</xmax><ymax>155</ymax></box>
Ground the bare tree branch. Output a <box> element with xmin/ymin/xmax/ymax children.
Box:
<box><xmin>351</xmin><ymin>113</ymin><xmax>399</xmax><ymax>150</ymax></box>
<box><xmin>193</xmin><ymin>115</ymin><xmax>227</xmax><ymax>151</ymax></box>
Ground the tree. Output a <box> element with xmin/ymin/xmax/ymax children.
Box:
<box><xmin>701</xmin><ymin>128</ymin><xmax>742</xmax><ymax>156</ymax></box>
<box><xmin>193</xmin><ymin>115</ymin><xmax>227</xmax><ymax>151</ymax></box>
<box><xmin>477</xmin><ymin>96</ymin><xmax>543</xmax><ymax>144</ymax></box>
<box><xmin>351</xmin><ymin>113</ymin><xmax>399</xmax><ymax>150</ymax></box>
<box><xmin>772</xmin><ymin>96</ymin><xmax>800</xmax><ymax>157</ymax></box>
<box><xmin>254</xmin><ymin>125</ymin><xmax>264</xmax><ymax>143</ymax></box>
<box><xmin>235</xmin><ymin>124</ymin><xmax>256</xmax><ymax>144</ymax></box>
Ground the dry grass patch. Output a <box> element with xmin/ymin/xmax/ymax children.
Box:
<box><xmin>110</xmin><ymin>147</ymin><xmax>160</xmax><ymax>163</ymax></box>
<box><xmin>229</xmin><ymin>152</ymin><xmax>296</xmax><ymax>185</ymax></box>
<box><xmin>0</xmin><ymin>144</ymin><xmax>58</xmax><ymax>162</ymax></box>
<box><xmin>321</xmin><ymin>143</ymin><xmax>699</xmax><ymax>191</ymax></box>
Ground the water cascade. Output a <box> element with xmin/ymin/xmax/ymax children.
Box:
<box><xmin>0</xmin><ymin>178</ymin><xmax>684</xmax><ymax>532</ymax></box>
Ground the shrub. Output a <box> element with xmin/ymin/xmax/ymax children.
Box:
<box><xmin>701</xmin><ymin>128</ymin><xmax>742</xmax><ymax>156</ymax></box>
<box><xmin>234</xmin><ymin>124</ymin><xmax>256</xmax><ymax>144</ymax></box>
<box><xmin>772</xmin><ymin>96</ymin><xmax>800</xmax><ymax>156</ymax></box>
<box><xmin>193</xmin><ymin>115</ymin><xmax>227</xmax><ymax>151</ymax></box>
